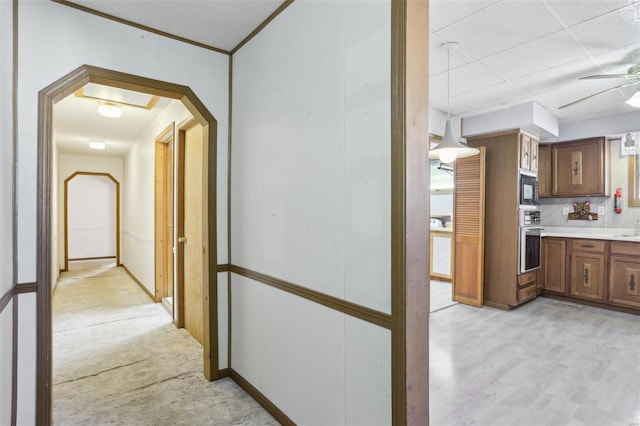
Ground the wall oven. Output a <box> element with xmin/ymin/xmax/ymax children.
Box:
<box><xmin>519</xmin><ymin>209</ymin><xmax>541</xmax><ymax>274</ymax></box>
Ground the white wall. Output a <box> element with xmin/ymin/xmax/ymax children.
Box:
<box><xmin>57</xmin><ymin>153</ymin><xmax>123</xmax><ymax>271</ymax></box>
<box><xmin>232</xmin><ymin>1</ymin><xmax>391</xmax><ymax>423</ymax></box>
<box><xmin>122</xmin><ymin>100</ymin><xmax>190</xmax><ymax>295</ymax></box>
<box><xmin>16</xmin><ymin>0</ymin><xmax>230</xmax><ymax>419</ymax></box>
<box><xmin>0</xmin><ymin>301</ymin><xmax>12</xmax><ymax>425</ymax></box>
<box><xmin>67</xmin><ymin>174</ymin><xmax>117</xmax><ymax>259</ymax></box>
<box><xmin>0</xmin><ymin>0</ymin><xmax>14</xmax><ymax>422</ymax></box>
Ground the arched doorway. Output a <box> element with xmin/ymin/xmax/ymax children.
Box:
<box><xmin>37</xmin><ymin>65</ymin><xmax>219</xmax><ymax>423</ymax></box>
<box><xmin>63</xmin><ymin>172</ymin><xmax>120</xmax><ymax>271</ymax></box>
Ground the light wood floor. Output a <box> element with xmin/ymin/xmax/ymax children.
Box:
<box><xmin>430</xmin><ymin>296</ymin><xmax>640</xmax><ymax>425</ymax></box>
<box><xmin>52</xmin><ymin>259</ymin><xmax>276</xmax><ymax>426</ymax></box>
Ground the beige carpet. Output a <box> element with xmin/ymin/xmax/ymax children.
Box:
<box><xmin>53</xmin><ymin>259</ymin><xmax>278</xmax><ymax>426</ymax></box>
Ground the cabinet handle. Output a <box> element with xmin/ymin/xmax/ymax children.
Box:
<box><xmin>584</xmin><ymin>268</ymin><xmax>589</xmax><ymax>285</ymax></box>
<box><xmin>573</xmin><ymin>161</ymin><xmax>580</xmax><ymax>176</ymax></box>
<box><xmin>630</xmin><ymin>274</ymin><xmax>636</xmax><ymax>292</ymax></box>
<box><xmin>581</xmin><ymin>244</ymin><xmax>594</xmax><ymax>248</ymax></box>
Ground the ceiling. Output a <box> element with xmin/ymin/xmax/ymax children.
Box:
<box><xmin>54</xmin><ymin>0</ymin><xmax>640</xmax><ymax>158</ymax></box>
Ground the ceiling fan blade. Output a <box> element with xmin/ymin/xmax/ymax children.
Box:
<box><xmin>579</xmin><ymin>74</ymin><xmax>636</xmax><ymax>80</ymax></box>
<box><xmin>559</xmin><ymin>80</ymin><xmax>640</xmax><ymax>109</ymax></box>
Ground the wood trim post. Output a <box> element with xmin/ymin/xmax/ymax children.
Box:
<box><xmin>391</xmin><ymin>0</ymin><xmax>430</xmax><ymax>424</ymax></box>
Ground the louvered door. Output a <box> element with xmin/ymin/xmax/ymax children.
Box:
<box><xmin>453</xmin><ymin>147</ymin><xmax>486</xmax><ymax>307</ymax></box>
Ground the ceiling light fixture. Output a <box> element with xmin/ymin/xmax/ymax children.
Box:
<box><xmin>98</xmin><ymin>102</ymin><xmax>122</xmax><ymax>118</ymax></box>
<box><xmin>89</xmin><ymin>141</ymin><xmax>106</xmax><ymax>150</ymax></box>
<box><xmin>429</xmin><ymin>42</ymin><xmax>479</xmax><ymax>164</ymax></box>
<box><xmin>626</xmin><ymin>91</ymin><xmax>640</xmax><ymax>108</ymax></box>
<box><xmin>624</xmin><ymin>133</ymin><xmax>636</xmax><ymax>147</ymax></box>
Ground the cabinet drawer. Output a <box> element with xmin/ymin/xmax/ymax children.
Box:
<box><xmin>518</xmin><ymin>283</ymin><xmax>537</xmax><ymax>303</ymax></box>
<box><xmin>611</xmin><ymin>241</ymin><xmax>640</xmax><ymax>256</ymax></box>
<box><xmin>518</xmin><ymin>270</ymin><xmax>537</xmax><ymax>286</ymax></box>
<box><xmin>571</xmin><ymin>239</ymin><xmax>606</xmax><ymax>253</ymax></box>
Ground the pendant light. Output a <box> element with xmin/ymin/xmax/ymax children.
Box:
<box><xmin>429</xmin><ymin>42</ymin><xmax>479</xmax><ymax>163</ymax></box>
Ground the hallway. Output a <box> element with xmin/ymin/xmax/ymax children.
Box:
<box><xmin>52</xmin><ymin>260</ymin><xmax>277</xmax><ymax>425</ymax></box>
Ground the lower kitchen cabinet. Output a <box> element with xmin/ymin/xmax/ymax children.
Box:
<box><xmin>430</xmin><ymin>230</ymin><xmax>453</xmax><ymax>280</ymax></box>
<box><xmin>541</xmin><ymin>238</ymin><xmax>566</xmax><ymax>293</ymax></box>
<box><xmin>609</xmin><ymin>242</ymin><xmax>640</xmax><ymax>309</ymax></box>
<box><xmin>569</xmin><ymin>239</ymin><xmax>606</xmax><ymax>302</ymax></box>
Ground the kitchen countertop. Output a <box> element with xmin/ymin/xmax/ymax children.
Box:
<box><xmin>430</xmin><ymin>227</ymin><xmax>453</xmax><ymax>233</ymax></box>
<box><xmin>541</xmin><ymin>226</ymin><xmax>640</xmax><ymax>242</ymax></box>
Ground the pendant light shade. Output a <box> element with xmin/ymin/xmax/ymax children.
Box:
<box><xmin>428</xmin><ymin>42</ymin><xmax>479</xmax><ymax>163</ymax></box>
<box><xmin>429</xmin><ymin>119</ymin><xmax>479</xmax><ymax>163</ymax></box>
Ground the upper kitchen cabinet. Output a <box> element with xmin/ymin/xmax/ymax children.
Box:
<box><xmin>538</xmin><ymin>144</ymin><xmax>551</xmax><ymax>197</ymax></box>
<box><xmin>519</xmin><ymin>134</ymin><xmax>539</xmax><ymax>173</ymax></box>
<box><xmin>549</xmin><ymin>137</ymin><xmax>609</xmax><ymax>197</ymax></box>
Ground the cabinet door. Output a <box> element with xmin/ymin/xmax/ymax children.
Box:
<box><xmin>520</xmin><ymin>134</ymin><xmax>531</xmax><ymax>170</ymax></box>
<box><xmin>609</xmin><ymin>256</ymin><xmax>640</xmax><ymax>309</ymax></box>
<box><xmin>538</xmin><ymin>144</ymin><xmax>551</xmax><ymax>197</ymax></box>
<box><xmin>430</xmin><ymin>233</ymin><xmax>452</xmax><ymax>279</ymax></box>
<box><xmin>552</xmin><ymin>138</ymin><xmax>607</xmax><ymax>196</ymax></box>
<box><xmin>542</xmin><ymin>238</ymin><xmax>566</xmax><ymax>293</ymax></box>
<box><xmin>570</xmin><ymin>251</ymin><xmax>605</xmax><ymax>301</ymax></box>
<box><xmin>529</xmin><ymin>138</ymin><xmax>539</xmax><ymax>173</ymax></box>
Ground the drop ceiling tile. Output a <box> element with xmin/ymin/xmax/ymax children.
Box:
<box><xmin>435</xmin><ymin>0</ymin><xmax>563</xmax><ymax>60</ymax></box>
<box><xmin>481</xmin><ymin>29</ymin><xmax>586</xmax><ymax>81</ymax></box>
<box><xmin>429</xmin><ymin>36</ymin><xmax>475</xmax><ymax>77</ymax></box>
<box><xmin>570</xmin><ymin>2</ymin><xmax>640</xmax><ymax>56</ymax></box>
<box><xmin>546</xmin><ymin>0</ymin><xmax>638</xmax><ymax>27</ymax></box>
<box><xmin>429</xmin><ymin>0</ymin><xmax>500</xmax><ymax>32</ymax></box>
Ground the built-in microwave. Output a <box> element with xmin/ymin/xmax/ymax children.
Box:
<box><xmin>519</xmin><ymin>172</ymin><xmax>538</xmax><ymax>206</ymax></box>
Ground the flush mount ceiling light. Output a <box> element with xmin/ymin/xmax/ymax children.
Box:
<box><xmin>428</xmin><ymin>42</ymin><xmax>479</xmax><ymax>164</ymax></box>
<box><xmin>89</xmin><ymin>141</ymin><xmax>106</xmax><ymax>150</ymax></box>
<box><xmin>98</xmin><ymin>102</ymin><xmax>122</xmax><ymax>118</ymax></box>
<box><xmin>626</xmin><ymin>91</ymin><xmax>640</xmax><ymax>108</ymax></box>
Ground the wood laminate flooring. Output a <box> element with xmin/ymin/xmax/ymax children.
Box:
<box><xmin>52</xmin><ymin>260</ymin><xmax>277</xmax><ymax>426</ymax></box>
<box><xmin>430</xmin><ymin>297</ymin><xmax>640</xmax><ymax>426</ymax></box>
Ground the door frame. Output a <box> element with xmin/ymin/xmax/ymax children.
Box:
<box><xmin>63</xmin><ymin>171</ymin><xmax>120</xmax><ymax>271</ymax></box>
<box><xmin>36</xmin><ymin>65</ymin><xmax>219</xmax><ymax>425</ymax></box>
<box><xmin>154</xmin><ymin>123</ymin><xmax>175</xmax><ymax>304</ymax></box>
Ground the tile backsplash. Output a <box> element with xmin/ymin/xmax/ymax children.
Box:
<box><xmin>539</xmin><ymin>138</ymin><xmax>640</xmax><ymax>229</ymax></box>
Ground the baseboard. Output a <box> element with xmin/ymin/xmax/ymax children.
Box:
<box><xmin>120</xmin><ymin>265</ymin><xmax>155</xmax><ymax>302</ymax></box>
<box><xmin>227</xmin><ymin>368</ymin><xmax>295</xmax><ymax>426</ymax></box>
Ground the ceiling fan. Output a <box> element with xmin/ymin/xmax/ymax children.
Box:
<box><xmin>559</xmin><ymin>63</ymin><xmax>640</xmax><ymax>109</ymax></box>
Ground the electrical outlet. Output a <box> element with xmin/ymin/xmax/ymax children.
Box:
<box><xmin>598</xmin><ymin>206</ymin><xmax>605</xmax><ymax>215</ymax></box>
<box><xmin>562</xmin><ymin>207</ymin><xmax>569</xmax><ymax>216</ymax></box>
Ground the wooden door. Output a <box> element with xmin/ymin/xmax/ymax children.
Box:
<box><xmin>552</xmin><ymin>138</ymin><xmax>606</xmax><ymax>196</ymax></box>
<box><xmin>180</xmin><ymin>122</ymin><xmax>205</xmax><ymax>344</ymax></box>
<box><xmin>529</xmin><ymin>138</ymin><xmax>539</xmax><ymax>173</ymax></box>
<box><xmin>541</xmin><ymin>238</ymin><xmax>566</xmax><ymax>293</ymax></box>
<box><xmin>570</xmin><ymin>252</ymin><xmax>605</xmax><ymax>302</ymax></box>
<box><xmin>453</xmin><ymin>147</ymin><xmax>486</xmax><ymax>307</ymax></box>
<box><xmin>609</xmin><ymin>256</ymin><xmax>640</xmax><ymax>309</ymax></box>
<box><xmin>520</xmin><ymin>134</ymin><xmax>531</xmax><ymax>170</ymax></box>
<box><xmin>154</xmin><ymin>124</ymin><xmax>175</xmax><ymax>304</ymax></box>
<box><xmin>537</xmin><ymin>144</ymin><xmax>551</xmax><ymax>197</ymax></box>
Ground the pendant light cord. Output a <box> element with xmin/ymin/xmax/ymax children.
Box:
<box><xmin>447</xmin><ymin>47</ymin><xmax>451</xmax><ymax>119</ymax></box>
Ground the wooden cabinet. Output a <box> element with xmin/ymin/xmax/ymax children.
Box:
<box><xmin>519</xmin><ymin>134</ymin><xmax>539</xmax><ymax>173</ymax></box>
<box><xmin>569</xmin><ymin>239</ymin><xmax>606</xmax><ymax>302</ymax></box>
<box><xmin>538</xmin><ymin>145</ymin><xmax>551</xmax><ymax>197</ymax></box>
<box><xmin>552</xmin><ymin>137</ymin><xmax>609</xmax><ymax>197</ymax></box>
<box><xmin>609</xmin><ymin>242</ymin><xmax>640</xmax><ymax>309</ymax></box>
<box><xmin>430</xmin><ymin>230</ymin><xmax>452</xmax><ymax>280</ymax></box>
<box><xmin>541</xmin><ymin>238</ymin><xmax>566</xmax><ymax>293</ymax></box>
<box><xmin>466</xmin><ymin>129</ymin><xmax>537</xmax><ymax>309</ymax></box>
